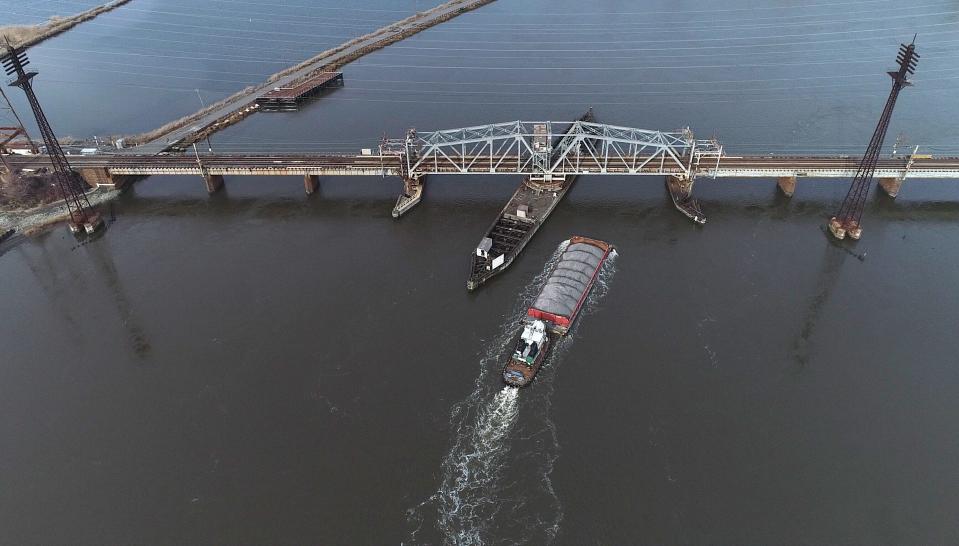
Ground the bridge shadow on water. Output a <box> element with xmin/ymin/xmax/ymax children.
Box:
<box><xmin>110</xmin><ymin>181</ymin><xmax>959</xmax><ymax>224</ymax></box>
<box><xmin>703</xmin><ymin>189</ymin><xmax>959</xmax><ymax>224</ymax></box>
<box><xmin>109</xmin><ymin>174</ymin><xmax>959</xmax><ymax>225</ymax></box>
<box><xmin>112</xmin><ymin>186</ymin><xmax>397</xmax><ymax>221</ymax></box>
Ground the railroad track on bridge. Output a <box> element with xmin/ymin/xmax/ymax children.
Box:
<box><xmin>10</xmin><ymin>152</ymin><xmax>959</xmax><ymax>178</ymax></box>
<box><xmin>6</xmin><ymin>119</ymin><xmax>959</xmax><ymax>276</ymax></box>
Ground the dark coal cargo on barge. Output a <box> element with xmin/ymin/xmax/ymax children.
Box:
<box><xmin>503</xmin><ymin>236</ymin><xmax>613</xmax><ymax>387</ymax></box>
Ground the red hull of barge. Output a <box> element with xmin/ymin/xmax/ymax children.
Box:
<box><xmin>526</xmin><ymin>236</ymin><xmax>612</xmax><ymax>335</ymax></box>
<box><xmin>502</xmin><ymin>236</ymin><xmax>613</xmax><ymax>388</ymax></box>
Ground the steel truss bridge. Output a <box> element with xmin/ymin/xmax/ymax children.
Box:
<box><xmin>382</xmin><ymin>120</ymin><xmax>723</xmax><ymax>180</ymax></box>
<box><xmin>8</xmin><ymin>119</ymin><xmax>959</xmax><ymax>220</ymax></box>
<box><xmin>52</xmin><ymin>152</ymin><xmax>959</xmax><ymax>180</ymax></box>
<box><xmin>31</xmin><ymin>118</ymin><xmax>951</xmax><ymax>179</ymax></box>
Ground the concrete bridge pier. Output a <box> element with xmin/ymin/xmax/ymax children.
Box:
<box><xmin>777</xmin><ymin>176</ymin><xmax>797</xmax><ymax>197</ymax></box>
<box><xmin>204</xmin><ymin>174</ymin><xmax>224</xmax><ymax>194</ymax></box>
<box><xmin>304</xmin><ymin>174</ymin><xmax>320</xmax><ymax>195</ymax></box>
<box><xmin>77</xmin><ymin>167</ymin><xmax>134</xmax><ymax>190</ymax></box>
<box><xmin>392</xmin><ymin>175</ymin><xmax>424</xmax><ymax>218</ymax></box>
<box><xmin>878</xmin><ymin>176</ymin><xmax>904</xmax><ymax>198</ymax></box>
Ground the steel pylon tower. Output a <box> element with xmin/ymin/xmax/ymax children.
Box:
<box><xmin>828</xmin><ymin>39</ymin><xmax>918</xmax><ymax>240</ymax></box>
<box><xmin>0</xmin><ymin>85</ymin><xmax>38</xmax><ymax>154</ymax></box>
<box><xmin>2</xmin><ymin>43</ymin><xmax>99</xmax><ymax>232</ymax></box>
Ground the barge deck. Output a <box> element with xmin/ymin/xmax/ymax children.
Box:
<box><xmin>502</xmin><ymin>235</ymin><xmax>613</xmax><ymax>387</ymax></box>
<box><xmin>467</xmin><ymin>109</ymin><xmax>594</xmax><ymax>291</ymax></box>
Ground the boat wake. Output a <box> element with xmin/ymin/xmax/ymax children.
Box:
<box><xmin>405</xmin><ymin>320</ymin><xmax>533</xmax><ymax>545</ymax></box>
<box><xmin>405</xmin><ymin>242</ymin><xmax>617</xmax><ymax>546</ymax></box>
<box><xmin>437</xmin><ymin>385</ymin><xmax>520</xmax><ymax>545</ymax></box>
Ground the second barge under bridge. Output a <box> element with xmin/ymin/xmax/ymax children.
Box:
<box><xmin>9</xmin><ymin>119</ymin><xmax>959</xmax><ymax>288</ymax></box>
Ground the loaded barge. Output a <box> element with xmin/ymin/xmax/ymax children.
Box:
<box><xmin>503</xmin><ymin>236</ymin><xmax>613</xmax><ymax>387</ymax></box>
<box><xmin>467</xmin><ymin>109</ymin><xmax>595</xmax><ymax>291</ymax></box>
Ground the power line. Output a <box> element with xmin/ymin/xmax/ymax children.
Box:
<box><xmin>33</xmin><ymin>26</ymin><xmax>959</xmax><ymax>61</ymax></box>
<box><xmin>32</xmin><ymin>31</ymin><xmax>959</xmax><ymax>72</ymax></box>
<box><xmin>28</xmin><ymin>1</ymin><xmax>959</xmax><ymax>34</ymax></box>
<box><xmin>34</xmin><ymin>9</ymin><xmax>957</xmax><ymax>48</ymax></box>
<box><xmin>27</xmin><ymin>45</ymin><xmax>959</xmax><ymax>85</ymax></box>
<box><xmin>27</xmin><ymin>59</ymin><xmax>959</xmax><ymax>96</ymax></box>
<box><xmin>53</xmin><ymin>0</ymin><xmax>947</xmax><ymax>18</ymax></box>
<box><xmin>37</xmin><ymin>77</ymin><xmax>955</xmax><ymax>107</ymax></box>
<box><xmin>32</xmin><ymin>18</ymin><xmax>959</xmax><ymax>58</ymax></box>
<box><xmin>411</xmin><ymin>2</ymin><xmax>959</xmax><ymax>29</ymax></box>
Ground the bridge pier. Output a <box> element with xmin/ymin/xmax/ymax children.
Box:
<box><xmin>77</xmin><ymin>167</ymin><xmax>134</xmax><ymax>190</ymax></box>
<box><xmin>204</xmin><ymin>174</ymin><xmax>224</xmax><ymax>194</ymax></box>
<box><xmin>392</xmin><ymin>175</ymin><xmax>424</xmax><ymax>218</ymax></box>
<box><xmin>828</xmin><ymin>217</ymin><xmax>861</xmax><ymax>240</ymax></box>
<box><xmin>666</xmin><ymin>175</ymin><xmax>706</xmax><ymax>224</ymax></box>
<box><xmin>304</xmin><ymin>174</ymin><xmax>320</xmax><ymax>195</ymax></box>
<box><xmin>878</xmin><ymin>176</ymin><xmax>904</xmax><ymax>198</ymax></box>
<box><xmin>777</xmin><ymin>176</ymin><xmax>797</xmax><ymax>197</ymax></box>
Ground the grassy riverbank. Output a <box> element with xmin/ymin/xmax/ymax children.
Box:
<box><xmin>0</xmin><ymin>0</ymin><xmax>133</xmax><ymax>49</ymax></box>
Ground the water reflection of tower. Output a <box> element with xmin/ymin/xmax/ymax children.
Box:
<box><xmin>83</xmin><ymin>238</ymin><xmax>152</xmax><ymax>358</ymax></box>
<box><xmin>16</xmin><ymin>235</ymin><xmax>151</xmax><ymax>358</ymax></box>
<box><xmin>15</xmin><ymin>235</ymin><xmax>83</xmax><ymax>334</ymax></box>
<box><xmin>791</xmin><ymin>238</ymin><xmax>850</xmax><ymax>366</ymax></box>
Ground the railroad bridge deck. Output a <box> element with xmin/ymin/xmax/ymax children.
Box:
<box><xmin>17</xmin><ymin>153</ymin><xmax>956</xmax><ymax>179</ymax></box>
<box><xmin>7</xmin><ymin>118</ymin><xmax>959</xmax><ymax>222</ymax></box>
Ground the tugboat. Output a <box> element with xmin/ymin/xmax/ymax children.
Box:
<box><xmin>502</xmin><ymin>235</ymin><xmax>613</xmax><ymax>387</ymax></box>
<box><xmin>503</xmin><ymin>320</ymin><xmax>550</xmax><ymax>387</ymax></box>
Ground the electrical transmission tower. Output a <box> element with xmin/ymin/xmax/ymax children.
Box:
<box><xmin>2</xmin><ymin>43</ymin><xmax>102</xmax><ymax>234</ymax></box>
<box><xmin>1</xmin><ymin>85</ymin><xmax>38</xmax><ymax>155</ymax></box>
<box><xmin>828</xmin><ymin>39</ymin><xmax>918</xmax><ymax>240</ymax></box>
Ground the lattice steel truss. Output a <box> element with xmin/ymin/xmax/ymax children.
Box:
<box><xmin>3</xmin><ymin>44</ymin><xmax>96</xmax><ymax>228</ymax></box>
<box><xmin>0</xmin><ymin>126</ymin><xmax>28</xmax><ymax>153</ymax></box>
<box><xmin>829</xmin><ymin>39</ymin><xmax>918</xmax><ymax>240</ymax></box>
<box><xmin>384</xmin><ymin>120</ymin><xmax>722</xmax><ymax>179</ymax></box>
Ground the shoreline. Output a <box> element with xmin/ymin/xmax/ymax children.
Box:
<box><xmin>0</xmin><ymin>0</ymin><xmax>134</xmax><ymax>49</ymax></box>
<box><xmin>0</xmin><ymin>187</ymin><xmax>122</xmax><ymax>236</ymax></box>
<box><xmin>0</xmin><ymin>0</ymin><xmax>498</xmax><ymax>237</ymax></box>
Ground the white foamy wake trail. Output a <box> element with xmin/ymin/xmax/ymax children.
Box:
<box><xmin>405</xmin><ymin>325</ymin><xmax>526</xmax><ymax>545</ymax></box>
<box><xmin>436</xmin><ymin>386</ymin><xmax>520</xmax><ymax>545</ymax></box>
<box><xmin>406</xmin><ymin>241</ymin><xmax>617</xmax><ymax>546</ymax></box>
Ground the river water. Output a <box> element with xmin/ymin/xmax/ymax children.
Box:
<box><xmin>2</xmin><ymin>0</ymin><xmax>959</xmax><ymax>544</ymax></box>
